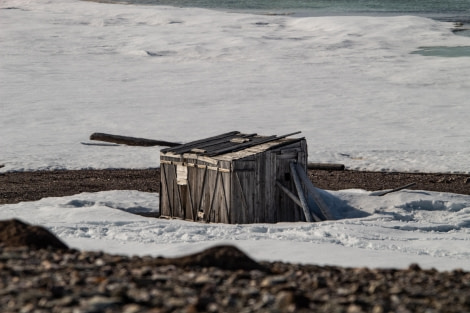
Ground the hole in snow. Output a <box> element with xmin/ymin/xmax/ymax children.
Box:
<box><xmin>145</xmin><ymin>50</ymin><xmax>176</xmax><ymax>57</ymax></box>
<box><xmin>64</xmin><ymin>200</ymin><xmax>95</xmax><ymax>208</ymax></box>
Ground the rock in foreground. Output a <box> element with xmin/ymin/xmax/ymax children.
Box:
<box><xmin>0</xmin><ymin>219</ymin><xmax>68</xmax><ymax>250</ymax></box>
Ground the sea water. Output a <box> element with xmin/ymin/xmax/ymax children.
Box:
<box><xmin>113</xmin><ymin>0</ymin><xmax>470</xmax><ymax>21</ymax></box>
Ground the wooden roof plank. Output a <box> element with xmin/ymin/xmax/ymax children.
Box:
<box><xmin>161</xmin><ymin>131</ymin><xmax>240</xmax><ymax>154</ymax></box>
<box><xmin>206</xmin><ymin>131</ymin><xmax>302</xmax><ymax>157</ymax></box>
<box><xmin>187</xmin><ymin>133</ymin><xmax>259</xmax><ymax>154</ymax></box>
<box><xmin>163</xmin><ymin>131</ymin><xmax>302</xmax><ymax>158</ymax></box>
<box><xmin>206</xmin><ymin>135</ymin><xmax>277</xmax><ymax>157</ymax></box>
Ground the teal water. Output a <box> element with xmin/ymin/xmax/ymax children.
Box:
<box><xmin>118</xmin><ymin>0</ymin><xmax>470</xmax><ymax>21</ymax></box>
<box><xmin>411</xmin><ymin>45</ymin><xmax>470</xmax><ymax>57</ymax></box>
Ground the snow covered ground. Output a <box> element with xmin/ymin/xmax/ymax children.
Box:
<box><xmin>2</xmin><ymin>0</ymin><xmax>470</xmax><ymax>173</ymax></box>
<box><xmin>2</xmin><ymin>0</ymin><xmax>470</xmax><ymax>270</ymax></box>
<box><xmin>1</xmin><ymin>189</ymin><xmax>470</xmax><ymax>271</ymax></box>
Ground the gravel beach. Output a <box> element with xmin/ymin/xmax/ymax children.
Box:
<box><xmin>2</xmin><ymin>168</ymin><xmax>470</xmax><ymax>205</ymax></box>
<box><xmin>2</xmin><ymin>169</ymin><xmax>470</xmax><ymax>312</ymax></box>
<box><xmin>1</xmin><ymin>240</ymin><xmax>470</xmax><ymax>313</ymax></box>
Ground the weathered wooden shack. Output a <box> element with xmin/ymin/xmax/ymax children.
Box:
<box><xmin>158</xmin><ymin>131</ymin><xmax>314</xmax><ymax>224</ymax></box>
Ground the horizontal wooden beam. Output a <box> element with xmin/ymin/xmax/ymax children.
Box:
<box><xmin>160</xmin><ymin>159</ymin><xmax>230</xmax><ymax>172</ymax></box>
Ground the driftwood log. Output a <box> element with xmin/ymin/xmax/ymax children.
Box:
<box><xmin>307</xmin><ymin>163</ymin><xmax>345</xmax><ymax>171</ymax></box>
<box><xmin>90</xmin><ymin>133</ymin><xmax>181</xmax><ymax>147</ymax></box>
<box><xmin>88</xmin><ymin>133</ymin><xmax>345</xmax><ymax>170</ymax></box>
<box><xmin>372</xmin><ymin>182</ymin><xmax>417</xmax><ymax>197</ymax></box>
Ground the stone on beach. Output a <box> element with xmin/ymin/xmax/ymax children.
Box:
<box><xmin>0</xmin><ymin>218</ymin><xmax>69</xmax><ymax>250</ymax></box>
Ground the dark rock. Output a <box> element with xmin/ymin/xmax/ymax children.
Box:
<box><xmin>0</xmin><ymin>219</ymin><xmax>68</xmax><ymax>250</ymax></box>
<box><xmin>408</xmin><ymin>263</ymin><xmax>422</xmax><ymax>271</ymax></box>
<box><xmin>159</xmin><ymin>245</ymin><xmax>267</xmax><ymax>272</ymax></box>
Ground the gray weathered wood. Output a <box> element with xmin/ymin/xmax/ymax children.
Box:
<box><xmin>160</xmin><ymin>165</ymin><xmax>173</xmax><ymax>217</ymax></box>
<box><xmin>185</xmin><ymin>175</ymin><xmax>195</xmax><ymax>221</ymax></box>
<box><xmin>171</xmin><ymin>165</ymin><xmax>185</xmax><ymax>218</ymax></box>
<box><xmin>162</xmin><ymin>131</ymin><xmax>240</xmax><ymax>154</ymax></box>
<box><xmin>290</xmin><ymin>162</ymin><xmax>315</xmax><ymax>222</ymax></box>
<box><xmin>207</xmin><ymin>170</ymin><xmax>221</xmax><ymax>222</ymax></box>
<box><xmin>160</xmin><ymin>131</ymin><xmax>309</xmax><ymax>224</ymax></box>
<box><xmin>276</xmin><ymin>180</ymin><xmax>303</xmax><ymax>208</ymax></box>
<box><xmin>207</xmin><ymin>135</ymin><xmax>277</xmax><ymax>157</ymax></box>
<box><xmin>219</xmin><ymin>171</ymin><xmax>230</xmax><ymax>223</ymax></box>
<box><xmin>235</xmin><ymin>172</ymin><xmax>249</xmax><ymax>214</ymax></box>
<box><xmin>295</xmin><ymin>162</ymin><xmax>333</xmax><ymax>220</ymax></box>
<box><xmin>197</xmin><ymin>166</ymin><xmax>208</xmax><ymax>220</ymax></box>
<box><xmin>90</xmin><ymin>132</ymin><xmax>181</xmax><ymax>147</ymax></box>
<box><xmin>206</xmin><ymin>131</ymin><xmax>302</xmax><ymax>157</ymax></box>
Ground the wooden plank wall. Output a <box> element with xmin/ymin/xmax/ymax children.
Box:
<box><xmin>160</xmin><ymin>154</ymin><xmax>232</xmax><ymax>223</ymax></box>
<box><xmin>190</xmin><ymin>159</ymin><xmax>231</xmax><ymax>224</ymax></box>
<box><xmin>230</xmin><ymin>139</ymin><xmax>307</xmax><ymax>224</ymax></box>
<box><xmin>274</xmin><ymin>153</ymin><xmax>294</xmax><ymax>222</ymax></box>
<box><xmin>254</xmin><ymin>151</ymin><xmax>267</xmax><ymax>223</ymax></box>
<box><xmin>263</xmin><ymin>139</ymin><xmax>308</xmax><ymax>223</ymax></box>
<box><xmin>271</xmin><ymin>144</ymin><xmax>300</xmax><ymax>222</ymax></box>
<box><xmin>231</xmin><ymin>157</ymin><xmax>256</xmax><ymax>224</ymax></box>
<box><xmin>159</xmin><ymin>163</ymin><xmax>183</xmax><ymax>218</ymax></box>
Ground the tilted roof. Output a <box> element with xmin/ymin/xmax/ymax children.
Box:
<box><xmin>160</xmin><ymin>131</ymin><xmax>303</xmax><ymax>159</ymax></box>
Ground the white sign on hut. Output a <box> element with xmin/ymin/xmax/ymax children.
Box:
<box><xmin>158</xmin><ymin>131</ymin><xmax>332</xmax><ymax>224</ymax></box>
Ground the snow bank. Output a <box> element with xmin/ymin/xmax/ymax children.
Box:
<box><xmin>1</xmin><ymin>189</ymin><xmax>470</xmax><ymax>270</ymax></box>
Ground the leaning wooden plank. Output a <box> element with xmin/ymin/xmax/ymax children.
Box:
<box><xmin>275</xmin><ymin>180</ymin><xmax>302</xmax><ymax>208</ymax></box>
<box><xmin>90</xmin><ymin>132</ymin><xmax>181</xmax><ymax>147</ymax></box>
<box><xmin>371</xmin><ymin>182</ymin><xmax>417</xmax><ymax>197</ymax></box>
<box><xmin>307</xmin><ymin>163</ymin><xmax>345</xmax><ymax>171</ymax></box>
<box><xmin>289</xmin><ymin>163</ymin><xmax>316</xmax><ymax>222</ymax></box>
<box><xmin>294</xmin><ymin>163</ymin><xmax>334</xmax><ymax>220</ymax></box>
<box><xmin>275</xmin><ymin>180</ymin><xmax>322</xmax><ymax>222</ymax></box>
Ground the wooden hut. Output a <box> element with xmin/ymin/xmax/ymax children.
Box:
<box><xmin>158</xmin><ymin>131</ymin><xmax>332</xmax><ymax>224</ymax></box>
